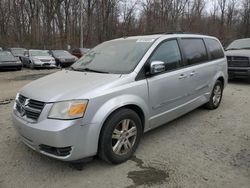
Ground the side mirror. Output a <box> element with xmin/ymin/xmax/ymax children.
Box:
<box><xmin>150</xmin><ymin>61</ymin><xmax>165</xmax><ymax>75</ymax></box>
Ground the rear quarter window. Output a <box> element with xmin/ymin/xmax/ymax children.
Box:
<box><xmin>204</xmin><ymin>38</ymin><xmax>224</xmax><ymax>60</ymax></box>
<box><xmin>181</xmin><ymin>38</ymin><xmax>208</xmax><ymax>66</ymax></box>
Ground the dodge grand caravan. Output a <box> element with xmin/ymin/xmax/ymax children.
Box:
<box><xmin>12</xmin><ymin>33</ymin><xmax>228</xmax><ymax>164</ymax></box>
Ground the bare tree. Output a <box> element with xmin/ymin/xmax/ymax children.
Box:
<box><xmin>0</xmin><ymin>0</ymin><xmax>249</xmax><ymax>49</ymax></box>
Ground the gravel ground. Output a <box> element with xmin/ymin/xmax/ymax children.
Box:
<box><xmin>0</xmin><ymin>69</ymin><xmax>249</xmax><ymax>188</ymax></box>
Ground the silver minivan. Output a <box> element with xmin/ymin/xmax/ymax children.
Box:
<box><xmin>12</xmin><ymin>33</ymin><xmax>228</xmax><ymax>164</ymax></box>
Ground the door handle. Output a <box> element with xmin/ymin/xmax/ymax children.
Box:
<box><xmin>179</xmin><ymin>74</ymin><xmax>187</xmax><ymax>79</ymax></box>
<box><xmin>190</xmin><ymin>71</ymin><xmax>196</xmax><ymax>76</ymax></box>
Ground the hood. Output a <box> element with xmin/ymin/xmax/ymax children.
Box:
<box><xmin>20</xmin><ymin>70</ymin><xmax>121</xmax><ymax>102</ymax></box>
<box><xmin>225</xmin><ymin>50</ymin><xmax>250</xmax><ymax>57</ymax></box>
<box><xmin>32</xmin><ymin>56</ymin><xmax>54</xmax><ymax>60</ymax></box>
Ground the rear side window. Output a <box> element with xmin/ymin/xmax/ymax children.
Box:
<box><xmin>204</xmin><ymin>39</ymin><xmax>224</xmax><ymax>60</ymax></box>
<box><xmin>181</xmin><ymin>38</ymin><xmax>208</xmax><ymax>65</ymax></box>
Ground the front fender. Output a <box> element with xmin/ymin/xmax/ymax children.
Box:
<box><xmin>90</xmin><ymin>94</ymin><xmax>150</xmax><ymax>131</ymax></box>
<box><xmin>81</xmin><ymin>94</ymin><xmax>150</xmax><ymax>157</ymax></box>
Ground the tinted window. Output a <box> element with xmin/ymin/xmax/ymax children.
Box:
<box><xmin>205</xmin><ymin>39</ymin><xmax>224</xmax><ymax>60</ymax></box>
<box><xmin>181</xmin><ymin>38</ymin><xmax>208</xmax><ymax>65</ymax></box>
<box><xmin>150</xmin><ymin>40</ymin><xmax>181</xmax><ymax>71</ymax></box>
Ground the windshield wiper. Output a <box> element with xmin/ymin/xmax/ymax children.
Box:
<box><xmin>70</xmin><ymin>67</ymin><xmax>109</xmax><ymax>74</ymax></box>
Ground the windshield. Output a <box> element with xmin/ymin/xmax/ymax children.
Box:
<box><xmin>71</xmin><ymin>38</ymin><xmax>154</xmax><ymax>74</ymax></box>
<box><xmin>227</xmin><ymin>39</ymin><xmax>250</xmax><ymax>50</ymax></box>
<box><xmin>80</xmin><ymin>48</ymin><xmax>90</xmax><ymax>53</ymax></box>
<box><xmin>30</xmin><ymin>50</ymin><xmax>50</xmax><ymax>57</ymax></box>
<box><xmin>0</xmin><ymin>51</ymin><xmax>16</xmax><ymax>61</ymax></box>
<box><xmin>52</xmin><ymin>50</ymin><xmax>72</xmax><ymax>57</ymax></box>
<box><xmin>11</xmin><ymin>48</ymin><xmax>26</xmax><ymax>56</ymax></box>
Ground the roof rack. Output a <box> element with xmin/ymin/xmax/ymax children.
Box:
<box><xmin>142</xmin><ymin>31</ymin><xmax>206</xmax><ymax>36</ymax></box>
<box><xmin>164</xmin><ymin>31</ymin><xmax>205</xmax><ymax>35</ymax></box>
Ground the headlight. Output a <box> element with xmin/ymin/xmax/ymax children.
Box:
<box><xmin>48</xmin><ymin>100</ymin><xmax>88</xmax><ymax>120</ymax></box>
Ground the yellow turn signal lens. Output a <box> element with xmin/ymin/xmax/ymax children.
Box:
<box><xmin>68</xmin><ymin>103</ymin><xmax>87</xmax><ymax>116</ymax></box>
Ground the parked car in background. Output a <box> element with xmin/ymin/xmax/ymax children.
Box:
<box><xmin>8</xmin><ymin>48</ymin><xmax>27</xmax><ymax>60</ymax></box>
<box><xmin>0</xmin><ymin>47</ymin><xmax>3</xmax><ymax>51</ymax></box>
<box><xmin>12</xmin><ymin>33</ymin><xmax>227</xmax><ymax>164</ymax></box>
<box><xmin>72</xmin><ymin>48</ymin><xmax>90</xmax><ymax>58</ymax></box>
<box><xmin>22</xmin><ymin>49</ymin><xmax>56</xmax><ymax>69</ymax></box>
<box><xmin>225</xmin><ymin>38</ymin><xmax>250</xmax><ymax>81</ymax></box>
<box><xmin>0</xmin><ymin>51</ymin><xmax>22</xmax><ymax>70</ymax></box>
<box><xmin>50</xmin><ymin>50</ymin><xmax>78</xmax><ymax>68</ymax></box>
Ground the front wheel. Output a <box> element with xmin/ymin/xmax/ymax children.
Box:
<box><xmin>205</xmin><ymin>80</ymin><xmax>223</xmax><ymax>110</ymax></box>
<box><xmin>29</xmin><ymin>61</ymin><xmax>35</xmax><ymax>69</ymax></box>
<box><xmin>98</xmin><ymin>108</ymin><xmax>143</xmax><ymax>164</ymax></box>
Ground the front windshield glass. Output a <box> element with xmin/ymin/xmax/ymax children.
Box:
<box><xmin>80</xmin><ymin>48</ymin><xmax>90</xmax><ymax>53</ymax></box>
<box><xmin>11</xmin><ymin>48</ymin><xmax>26</xmax><ymax>56</ymax></box>
<box><xmin>52</xmin><ymin>50</ymin><xmax>72</xmax><ymax>57</ymax></box>
<box><xmin>227</xmin><ymin>39</ymin><xmax>250</xmax><ymax>50</ymax></box>
<box><xmin>0</xmin><ymin>51</ymin><xmax>16</xmax><ymax>61</ymax></box>
<box><xmin>71</xmin><ymin>38</ymin><xmax>155</xmax><ymax>74</ymax></box>
<box><xmin>30</xmin><ymin>50</ymin><xmax>50</xmax><ymax>57</ymax></box>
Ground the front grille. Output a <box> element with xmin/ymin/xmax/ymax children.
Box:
<box><xmin>15</xmin><ymin>94</ymin><xmax>45</xmax><ymax>122</ymax></box>
<box><xmin>227</xmin><ymin>56</ymin><xmax>250</xmax><ymax>67</ymax></box>
<box><xmin>39</xmin><ymin>145</ymin><xmax>72</xmax><ymax>157</ymax></box>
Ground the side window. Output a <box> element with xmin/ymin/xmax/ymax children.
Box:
<box><xmin>181</xmin><ymin>38</ymin><xmax>208</xmax><ymax>65</ymax></box>
<box><xmin>24</xmin><ymin>51</ymin><xmax>28</xmax><ymax>57</ymax></box>
<box><xmin>204</xmin><ymin>38</ymin><xmax>224</xmax><ymax>60</ymax></box>
<box><xmin>150</xmin><ymin>40</ymin><xmax>181</xmax><ymax>71</ymax></box>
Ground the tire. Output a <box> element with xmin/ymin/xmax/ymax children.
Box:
<box><xmin>204</xmin><ymin>80</ymin><xmax>223</xmax><ymax>110</ymax></box>
<box><xmin>57</xmin><ymin>63</ymin><xmax>62</xmax><ymax>69</ymax></box>
<box><xmin>98</xmin><ymin>108</ymin><xmax>143</xmax><ymax>164</ymax></box>
<box><xmin>29</xmin><ymin>61</ymin><xmax>34</xmax><ymax>69</ymax></box>
<box><xmin>248</xmin><ymin>76</ymin><xmax>250</xmax><ymax>84</ymax></box>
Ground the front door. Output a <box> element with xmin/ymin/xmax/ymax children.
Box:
<box><xmin>146</xmin><ymin>39</ymin><xmax>190</xmax><ymax>129</ymax></box>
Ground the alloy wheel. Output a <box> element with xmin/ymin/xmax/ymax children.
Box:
<box><xmin>212</xmin><ymin>85</ymin><xmax>222</xmax><ymax>106</ymax></box>
<box><xmin>111</xmin><ymin>119</ymin><xmax>137</xmax><ymax>155</ymax></box>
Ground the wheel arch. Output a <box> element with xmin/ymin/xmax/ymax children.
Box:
<box><xmin>213</xmin><ymin>70</ymin><xmax>227</xmax><ymax>89</ymax></box>
<box><xmin>100</xmin><ymin>104</ymin><xmax>146</xmax><ymax>133</ymax></box>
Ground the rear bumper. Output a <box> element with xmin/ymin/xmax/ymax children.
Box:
<box><xmin>228</xmin><ymin>67</ymin><xmax>250</xmax><ymax>79</ymax></box>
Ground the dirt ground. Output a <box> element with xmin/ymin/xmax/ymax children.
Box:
<box><xmin>0</xmin><ymin>69</ymin><xmax>249</xmax><ymax>188</ymax></box>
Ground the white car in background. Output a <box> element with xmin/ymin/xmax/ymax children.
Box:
<box><xmin>21</xmin><ymin>49</ymin><xmax>56</xmax><ymax>69</ymax></box>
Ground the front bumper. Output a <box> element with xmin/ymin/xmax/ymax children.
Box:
<box><xmin>12</xmin><ymin>110</ymin><xmax>99</xmax><ymax>161</ymax></box>
<box><xmin>228</xmin><ymin>67</ymin><xmax>250</xmax><ymax>79</ymax></box>
<box><xmin>33</xmin><ymin>63</ymin><xmax>56</xmax><ymax>68</ymax></box>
